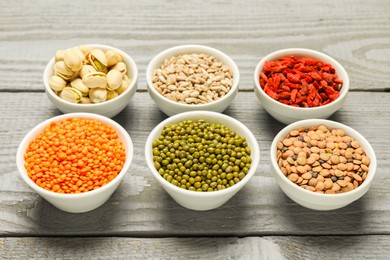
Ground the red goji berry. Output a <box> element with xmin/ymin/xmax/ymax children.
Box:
<box><xmin>260</xmin><ymin>55</ymin><xmax>342</xmax><ymax>107</ymax></box>
<box><xmin>287</xmin><ymin>73</ymin><xmax>301</xmax><ymax>83</ymax></box>
<box><xmin>291</xmin><ymin>89</ymin><xmax>298</xmax><ymax>102</ymax></box>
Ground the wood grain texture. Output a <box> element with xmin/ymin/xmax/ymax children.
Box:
<box><xmin>1</xmin><ymin>236</ymin><xmax>389</xmax><ymax>260</ymax></box>
<box><xmin>1</xmin><ymin>0</ymin><xmax>390</xmax><ymax>258</ymax></box>
<box><xmin>0</xmin><ymin>0</ymin><xmax>389</xmax><ymax>91</ymax></box>
<box><xmin>1</xmin><ymin>92</ymin><xmax>389</xmax><ymax>236</ymax></box>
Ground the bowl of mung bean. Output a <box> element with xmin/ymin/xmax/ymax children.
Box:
<box><xmin>145</xmin><ymin>111</ymin><xmax>260</xmax><ymax>211</ymax></box>
<box><xmin>16</xmin><ymin>112</ymin><xmax>133</xmax><ymax>213</ymax></box>
<box><xmin>146</xmin><ymin>45</ymin><xmax>240</xmax><ymax>116</ymax></box>
<box><xmin>271</xmin><ymin>119</ymin><xmax>377</xmax><ymax>210</ymax></box>
<box><xmin>254</xmin><ymin>48</ymin><xmax>349</xmax><ymax>124</ymax></box>
<box><xmin>44</xmin><ymin>44</ymin><xmax>138</xmax><ymax>118</ymax></box>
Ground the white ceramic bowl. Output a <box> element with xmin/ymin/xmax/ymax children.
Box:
<box><xmin>16</xmin><ymin>113</ymin><xmax>133</xmax><ymax>213</ymax></box>
<box><xmin>270</xmin><ymin>119</ymin><xmax>377</xmax><ymax>211</ymax></box>
<box><xmin>146</xmin><ymin>45</ymin><xmax>240</xmax><ymax>116</ymax></box>
<box><xmin>145</xmin><ymin>111</ymin><xmax>260</xmax><ymax>211</ymax></box>
<box><xmin>44</xmin><ymin>44</ymin><xmax>138</xmax><ymax>118</ymax></box>
<box><xmin>254</xmin><ymin>48</ymin><xmax>349</xmax><ymax>124</ymax></box>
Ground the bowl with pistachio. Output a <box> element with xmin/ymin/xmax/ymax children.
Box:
<box><xmin>145</xmin><ymin>111</ymin><xmax>260</xmax><ymax>211</ymax></box>
<box><xmin>44</xmin><ymin>44</ymin><xmax>138</xmax><ymax>118</ymax></box>
<box><xmin>146</xmin><ymin>45</ymin><xmax>240</xmax><ymax>116</ymax></box>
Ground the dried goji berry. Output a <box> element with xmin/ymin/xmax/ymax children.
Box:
<box><xmin>259</xmin><ymin>55</ymin><xmax>343</xmax><ymax>107</ymax></box>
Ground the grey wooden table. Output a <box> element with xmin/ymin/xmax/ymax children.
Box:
<box><xmin>1</xmin><ymin>0</ymin><xmax>389</xmax><ymax>259</ymax></box>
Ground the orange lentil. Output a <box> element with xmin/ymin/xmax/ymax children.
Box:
<box><xmin>24</xmin><ymin>118</ymin><xmax>126</xmax><ymax>194</ymax></box>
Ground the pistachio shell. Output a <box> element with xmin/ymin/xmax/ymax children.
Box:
<box><xmin>88</xmin><ymin>49</ymin><xmax>108</xmax><ymax>73</ymax></box>
<box><xmin>82</xmin><ymin>72</ymin><xmax>107</xmax><ymax>89</ymax></box>
<box><xmin>107</xmin><ymin>90</ymin><xmax>119</xmax><ymax>100</ymax></box>
<box><xmin>80</xmin><ymin>97</ymin><xmax>92</xmax><ymax>104</ymax></box>
<box><xmin>111</xmin><ymin>61</ymin><xmax>127</xmax><ymax>75</ymax></box>
<box><xmin>89</xmin><ymin>88</ymin><xmax>107</xmax><ymax>103</ymax></box>
<box><xmin>55</xmin><ymin>50</ymin><xmax>65</xmax><ymax>62</ymax></box>
<box><xmin>60</xmin><ymin>87</ymin><xmax>82</xmax><ymax>103</ymax></box>
<box><xmin>116</xmin><ymin>77</ymin><xmax>130</xmax><ymax>95</ymax></box>
<box><xmin>49</xmin><ymin>75</ymin><xmax>66</xmax><ymax>91</ymax></box>
<box><xmin>79</xmin><ymin>65</ymin><xmax>96</xmax><ymax>78</ymax></box>
<box><xmin>70</xmin><ymin>78</ymin><xmax>89</xmax><ymax>96</ymax></box>
<box><xmin>123</xmin><ymin>74</ymin><xmax>131</xmax><ymax>84</ymax></box>
<box><xmin>105</xmin><ymin>50</ymin><xmax>123</xmax><ymax>67</ymax></box>
<box><xmin>53</xmin><ymin>61</ymin><xmax>74</xmax><ymax>80</ymax></box>
<box><xmin>79</xmin><ymin>45</ymin><xmax>93</xmax><ymax>55</ymax></box>
<box><xmin>106</xmin><ymin>69</ymin><xmax>122</xmax><ymax>90</ymax></box>
<box><xmin>71</xmin><ymin>47</ymin><xmax>86</xmax><ymax>64</ymax></box>
<box><xmin>64</xmin><ymin>49</ymin><xmax>83</xmax><ymax>72</ymax></box>
<box><xmin>49</xmin><ymin>75</ymin><xmax>67</xmax><ymax>92</ymax></box>
<box><xmin>69</xmin><ymin>71</ymin><xmax>80</xmax><ymax>81</ymax></box>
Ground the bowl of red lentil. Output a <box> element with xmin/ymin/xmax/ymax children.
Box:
<box><xmin>146</xmin><ymin>45</ymin><xmax>240</xmax><ymax>116</ymax></box>
<box><xmin>254</xmin><ymin>48</ymin><xmax>349</xmax><ymax>124</ymax></box>
<box><xmin>145</xmin><ymin>111</ymin><xmax>260</xmax><ymax>211</ymax></box>
<box><xmin>271</xmin><ymin>119</ymin><xmax>377</xmax><ymax>210</ymax></box>
<box><xmin>16</xmin><ymin>113</ymin><xmax>133</xmax><ymax>213</ymax></box>
<box><xmin>44</xmin><ymin>44</ymin><xmax>138</xmax><ymax>118</ymax></box>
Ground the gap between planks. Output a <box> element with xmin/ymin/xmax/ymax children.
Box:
<box><xmin>0</xmin><ymin>88</ymin><xmax>389</xmax><ymax>93</ymax></box>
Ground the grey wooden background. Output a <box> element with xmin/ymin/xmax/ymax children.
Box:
<box><xmin>0</xmin><ymin>0</ymin><xmax>389</xmax><ymax>259</ymax></box>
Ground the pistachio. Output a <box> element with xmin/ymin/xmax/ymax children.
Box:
<box><xmin>53</xmin><ymin>61</ymin><xmax>74</xmax><ymax>80</ymax></box>
<box><xmin>80</xmin><ymin>96</ymin><xmax>92</xmax><ymax>104</ymax></box>
<box><xmin>59</xmin><ymin>87</ymin><xmax>82</xmax><ymax>103</ymax></box>
<box><xmin>111</xmin><ymin>61</ymin><xmax>127</xmax><ymax>75</ymax></box>
<box><xmin>71</xmin><ymin>47</ymin><xmax>86</xmax><ymax>63</ymax></box>
<box><xmin>79</xmin><ymin>65</ymin><xmax>96</xmax><ymax>78</ymax></box>
<box><xmin>107</xmin><ymin>90</ymin><xmax>119</xmax><ymax>100</ymax></box>
<box><xmin>79</xmin><ymin>45</ymin><xmax>93</xmax><ymax>55</ymax></box>
<box><xmin>107</xmin><ymin>69</ymin><xmax>123</xmax><ymax>90</ymax></box>
<box><xmin>82</xmin><ymin>72</ymin><xmax>108</xmax><ymax>89</ymax></box>
<box><xmin>105</xmin><ymin>50</ymin><xmax>123</xmax><ymax>67</ymax></box>
<box><xmin>116</xmin><ymin>75</ymin><xmax>130</xmax><ymax>94</ymax></box>
<box><xmin>64</xmin><ymin>49</ymin><xmax>83</xmax><ymax>72</ymax></box>
<box><xmin>88</xmin><ymin>49</ymin><xmax>108</xmax><ymax>73</ymax></box>
<box><xmin>55</xmin><ymin>50</ymin><xmax>65</xmax><ymax>62</ymax></box>
<box><xmin>49</xmin><ymin>75</ymin><xmax>67</xmax><ymax>92</ymax></box>
<box><xmin>89</xmin><ymin>88</ymin><xmax>107</xmax><ymax>103</ymax></box>
<box><xmin>70</xmin><ymin>78</ymin><xmax>89</xmax><ymax>96</ymax></box>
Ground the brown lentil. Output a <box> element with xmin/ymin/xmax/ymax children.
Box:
<box><xmin>276</xmin><ymin>125</ymin><xmax>370</xmax><ymax>194</ymax></box>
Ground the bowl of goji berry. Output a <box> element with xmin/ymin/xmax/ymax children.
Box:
<box><xmin>16</xmin><ymin>113</ymin><xmax>133</xmax><ymax>213</ymax></box>
<box><xmin>254</xmin><ymin>48</ymin><xmax>349</xmax><ymax>124</ymax></box>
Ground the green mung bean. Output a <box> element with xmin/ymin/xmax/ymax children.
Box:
<box><xmin>153</xmin><ymin>119</ymin><xmax>251</xmax><ymax>191</ymax></box>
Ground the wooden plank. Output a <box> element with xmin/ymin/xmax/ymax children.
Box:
<box><xmin>1</xmin><ymin>236</ymin><xmax>389</xmax><ymax>259</ymax></box>
<box><xmin>0</xmin><ymin>0</ymin><xmax>389</xmax><ymax>91</ymax></box>
<box><xmin>0</xmin><ymin>91</ymin><xmax>389</xmax><ymax>236</ymax></box>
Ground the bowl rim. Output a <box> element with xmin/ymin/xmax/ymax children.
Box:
<box><xmin>270</xmin><ymin>118</ymin><xmax>377</xmax><ymax>198</ymax></box>
<box><xmin>145</xmin><ymin>44</ymin><xmax>240</xmax><ymax>108</ymax></box>
<box><xmin>43</xmin><ymin>44</ymin><xmax>138</xmax><ymax>107</ymax></box>
<box><xmin>16</xmin><ymin>112</ymin><xmax>134</xmax><ymax>198</ymax></box>
<box><xmin>254</xmin><ymin>48</ymin><xmax>350</xmax><ymax>111</ymax></box>
<box><xmin>145</xmin><ymin>110</ymin><xmax>260</xmax><ymax>197</ymax></box>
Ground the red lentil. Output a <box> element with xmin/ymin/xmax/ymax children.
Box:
<box><xmin>24</xmin><ymin>118</ymin><xmax>126</xmax><ymax>194</ymax></box>
<box><xmin>260</xmin><ymin>56</ymin><xmax>343</xmax><ymax>107</ymax></box>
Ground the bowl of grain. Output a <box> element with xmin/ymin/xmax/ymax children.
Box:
<box><xmin>44</xmin><ymin>44</ymin><xmax>138</xmax><ymax>118</ymax></box>
<box><xmin>271</xmin><ymin>119</ymin><xmax>377</xmax><ymax>210</ymax></box>
<box><xmin>146</xmin><ymin>45</ymin><xmax>240</xmax><ymax>116</ymax></box>
<box><xmin>254</xmin><ymin>48</ymin><xmax>349</xmax><ymax>124</ymax></box>
<box><xmin>16</xmin><ymin>113</ymin><xmax>133</xmax><ymax>213</ymax></box>
<box><xmin>145</xmin><ymin>111</ymin><xmax>260</xmax><ymax>211</ymax></box>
